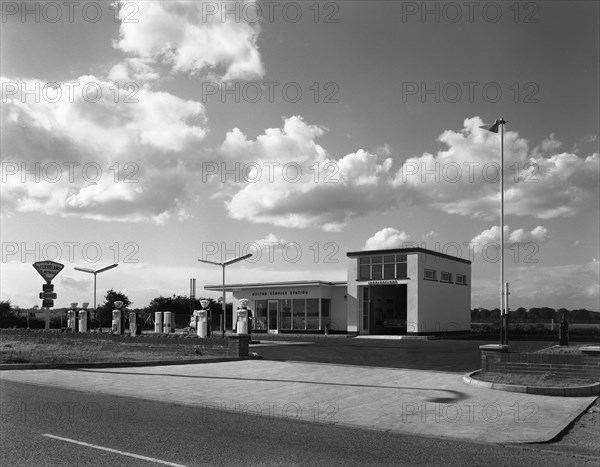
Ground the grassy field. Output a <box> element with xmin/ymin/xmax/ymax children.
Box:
<box><xmin>474</xmin><ymin>372</ymin><xmax>596</xmax><ymax>387</ymax></box>
<box><xmin>0</xmin><ymin>339</ymin><xmax>216</xmax><ymax>364</ymax></box>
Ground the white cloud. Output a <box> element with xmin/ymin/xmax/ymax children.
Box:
<box><xmin>113</xmin><ymin>0</ymin><xmax>264</xmax><ymax>81</ymax></box>
<box><xmin>469</xmin><ymin>225</ymin><xmax>549</xmax><ymax>255</ymax></box>
<box><xmin>220</xmin><ymin>116</ymin><xmax>395</xmax><ymax>231</ymax></box>
<box><xmin>392</xmin><ymin>117</ymin><xmax>599</xmax><ymax>221</ymax></box>
<box><xmin>1</xmin><ymin>76</ymin><xmax>207</xmax><ymax>222</ymax></box>
<box><xmin>363</xmin><ymin>228</ymin><xmax>411</xmax><ymax>250</ymax></box>
<box><xmin>423</xmin><ymin>230</ymin><xmax>438</xmax><ymax>240</ymax></box>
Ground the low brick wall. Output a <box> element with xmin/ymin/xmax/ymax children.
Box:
<box><xmin>1</xmin><ymin>329</ymin><xmax>249</xmax><ymax>357</ymax></box>
<box><xmin>481</xmin><ymin>346</ymin><xmax>600</xmax><ymax>380</ymax></box>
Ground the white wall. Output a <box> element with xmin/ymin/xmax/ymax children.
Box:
<box><xmin>346</xmin><ymin>258</ymin><xmax>359</xmax><ymax>333</ymax></box>
<box><xmin>416</xmin><ymin>253</ymin><xmax>471</xmax><ymax>333</ymax></box>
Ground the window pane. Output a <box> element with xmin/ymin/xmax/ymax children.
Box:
<box><xmin>396</xmin><ymin>254</ymin><xmax>407</xmax><ymax>262</ymax></box>
<box><xmin>372</xmin><ymin>263</ymin><xmax>383</xmax><ymax>279</ymax></box>
<box><xmin>255</xmin><ymin>300</ymin><xmax>268</xmax><ymax>330</ymax></box>
<box><xmin>280</xmin><ymin>299</ymin><xmax>292</xmax><ymax>330</ymax></box>
<box><xmin>359</xmin><ymin>265</ymin><xmax>371</xmax><ymax>280</ymax></box>
<box><xmin>359</xmin><ymin>257</ymin><xmax>370</xmax><ymax>265</ymax></box>
<box><xmin>320</xmin><ymin>299</ymin><xmax>330</xmax><ymax>329</ymax></box>
<box><xmin>292</xmin><ymin>299</ymin><xmax>306</xmax><ymax>330</ymax></box>
<box><xmin>396</xmin><ymin>263</ymin><xmax>407</xmax><ymax>278</ymax></box>
<box><xmin>372</xmin><ymin>256</ymin><xmax>383</xmax><ymax>264</ymax></box>
<box><xmin>384</xmin><ymin>263</ymin><xmax>395</xmax><ymax>279</ymax></box>
<box><xmin>306</xmin><ymin>299</ymin><xmax>319</xmax><ymax>330</ymax></box>
<box><xmin>383</xmin><ymin>255</ymin><xmax>395</xmax><ymax>263</ymax></box>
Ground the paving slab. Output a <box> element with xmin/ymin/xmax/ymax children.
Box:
<box><xmin>1</xmin><ymin>360</ymin><xmax>595</xmax><ymax>444</ymax></box>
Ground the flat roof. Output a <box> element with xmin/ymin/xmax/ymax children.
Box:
<box><xmin>204</xmin><ymin>280</ymin><xmax>347</xmax><ymax>291</ymax></box>
<box><xmin>346</xmin><ymin>247</ymin><xmax>471</xmax><ymax>265</ymax></box>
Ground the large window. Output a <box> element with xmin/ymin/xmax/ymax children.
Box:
<box><xmin>255</xmin><ymin>300</ymin><xmax>268</xmax><ymax>330</ymax></box>
<box><xmin>292</xmin><ymin>299</ymin><xmax>306</xmax><ymax>329</ymax></box>
<box><xmin>306</xmin><ymin>299</ymin><xmax>319</xmax><ymax>329</ymax></box>
<box><xmin>280</xmin><ymin>299</ymin><xmax>292</xmax><ymax>329</ymax></box>
<box><xmin>358</xmin><ymin>254</ymin><xmax>407</xmax><ymax>280</ymax></box>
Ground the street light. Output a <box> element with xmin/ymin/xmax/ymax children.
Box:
<box><xmin>480</xmin><ymin>117</ymin><xmax>509</xmax><ymax>346</ymax></box>
<box><xmin>74</xmin><ymin>264</ymin><xmax>118</xmax><ymax>329</ymax></box>
<box><xmin>198</xmin><ymin>254</ymin><xmax>252</xmax><ymax>336</ymax></box>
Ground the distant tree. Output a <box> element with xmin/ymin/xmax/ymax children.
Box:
<box><xmin>0</xmin><ymin>300</ymin><xmax>12</xmax><ymax>320</ymax></box>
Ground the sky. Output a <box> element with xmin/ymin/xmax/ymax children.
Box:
<box><xmin>1</xmin><ymin>0</ymin><xmax>599</xmax><ymax>311</ymax></box>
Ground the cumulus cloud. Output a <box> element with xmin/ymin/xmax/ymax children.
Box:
<box><xmin>363</xmin><ymin>228</ymin><xmax>411</xmax><ymax>250</ymax></box>
<box><xmin>220</xmin><ymin>116</ymin><xmax>395</xmax><ymax>231</ymax></box>
<box><xmin>113</xmin><ymin>0</ymin><xmax>264</xmax><ymax>81</ymax></box>
<box><xmin>1</xmin><ymin>76</ymin><xmax>207</xmax><ymax>222</ymax></box>
<box><xmin>469</xmin><ymin>225</ymin><xmax>549</xmax><ymax>255</ymax></box>
<box><xmin>215</xmin><ymin>115</ymin><xmax>598</xmax><ymax>231</ymax></box>
<box><xmin>392</xmin><ymin>117</ymin><xmax>599</xmax><ymax>221</ymax></box>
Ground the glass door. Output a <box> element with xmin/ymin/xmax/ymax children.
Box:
<box><xmin>268</xmin><ymin>300</ymin><xmax>278</xmax><ymax>331</ymax></box>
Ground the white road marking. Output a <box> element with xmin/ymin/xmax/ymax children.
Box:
<box><xmin>42</xmin><ymin>434</ymin><xmax>188</xmax><ymax>466</ymax></box>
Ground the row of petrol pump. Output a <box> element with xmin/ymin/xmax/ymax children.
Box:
<box><xmin>66</xmin><ymin>301</ymin><xmax>142</xmax><ymax>335</ymax></box>
<box><xmin>66</xmin><ymin>299</ymin><xmax>253</xmax><ymax>337</ymax></box>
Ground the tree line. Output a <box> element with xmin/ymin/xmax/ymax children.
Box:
<box><xmin>472</xmin><ymin>307</ymin><xmax>600</xmax><ymax>323</ymax></box>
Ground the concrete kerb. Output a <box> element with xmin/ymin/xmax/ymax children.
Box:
<box><xmin>463</xmin><ymin>370</ymin><xmax>600</xmax><ymax>397</ymax></box>
<box><xmin>0</xmin><ymin>356</ymin><xmax>263</xmax><ymax>371</ymax></box>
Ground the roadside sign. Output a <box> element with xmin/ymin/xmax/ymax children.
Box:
<box><xmin>42</xmin><ymin>299</ymin><xmax>54</xmax><ymax>308</ymax></box>
<box><xmin>33</xmin><ymin>261</ymin><xmax>64</xmax><ymax>283</ymax></box>
<box><xmin>39</xmin><ymin>292</ymin><xmax>57</xmax><ymax>300</ymax></box>
<box><xmin>43</xmin><ymin>283</ymin><xmax>54</xmax><ymax>292</ymax></box>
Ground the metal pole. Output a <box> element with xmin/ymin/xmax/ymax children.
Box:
<box><xmin>500</xmin><ymin>120</ymin><xmax>505</xmax><ymax>345</ymax></box>
<box><xmin>93</xmin><ymin>273</ymin><xmax>97</xmax><ymax>330</ymax></box>
<box><xmin>505</xmin><ymin>282</ymin><xmax>510</xmax><ymax>345</ymax></box>
<box><xmin>222</xmin><ymin>265</ymin><xmax>226</xmax><ymax>335</ymax></box>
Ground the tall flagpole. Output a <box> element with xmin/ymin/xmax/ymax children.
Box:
<box><xmin>480</xmin><ymin>117</ymin><xmax>508</xmax><ymax>346</ymax></box>
<box><xmin>500</xmin><ymin>119</ymin><xmax>505</xmax><ymax>345</ymax></box>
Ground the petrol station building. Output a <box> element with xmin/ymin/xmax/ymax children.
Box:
<box><xmin>204</xmin><ymin>247</ymin><xmax>471</xmax><ymax>336</ymax></box>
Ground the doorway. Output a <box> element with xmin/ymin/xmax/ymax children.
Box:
<box><xmin>369</xmin><ymin>285</ymin><xmax>407</xmax><ymax>335</ymax></box>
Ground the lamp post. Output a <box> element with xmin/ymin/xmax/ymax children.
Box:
<box><xmin>74</xmin><ymin>264</ymin><xmax>118</xmax><ymax>330</ymax></box>
<box><xmin>480</xmin><ymin>117</ymin><xmax>508</xmax><ymax>345</ymax></box>
<box><xmin>198</xmin><ymin>254</ymin><xmax>252</xmax><ymax>336</ymax></box>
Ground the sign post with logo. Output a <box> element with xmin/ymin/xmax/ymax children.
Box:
<box><xmin>33</xmin><ymin>261</ymin><xmax>64</xmax><ymax>329</ymax></box>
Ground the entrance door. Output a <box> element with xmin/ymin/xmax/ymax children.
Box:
<box><xmin>268</xmin><ymin>300</ymin><xmax>278</xmax><ymax>330</ymax></box>
<box><xmin>369</xmin><ymin>285</ymin><xmax>407</xmax><ymax>335</ymax></box>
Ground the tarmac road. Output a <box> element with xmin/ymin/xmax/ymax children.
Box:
<box><xmin>250</xmin><ymin>336</ymin><xmax>552</xmax><ymax>371</ymax></box>
<box><xmin>2</xmin><ymin>379</ymin><xmax>597</xmax><ymax>467</ymax></box>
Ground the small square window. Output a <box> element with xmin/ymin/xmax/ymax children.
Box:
<box><xmin>441</xmin><ymin>272</ymin><xmax>452</xmax><ymax>282</ymax></box>
<box><xmin>424</xmin><ymin>269</ymin><xmax>436</xmax><ymax>280</ymax></box>
<box><xmin>456</xmin><ymin>274</ymin><xmax>467</xmax><ymax>285</ymax></box>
